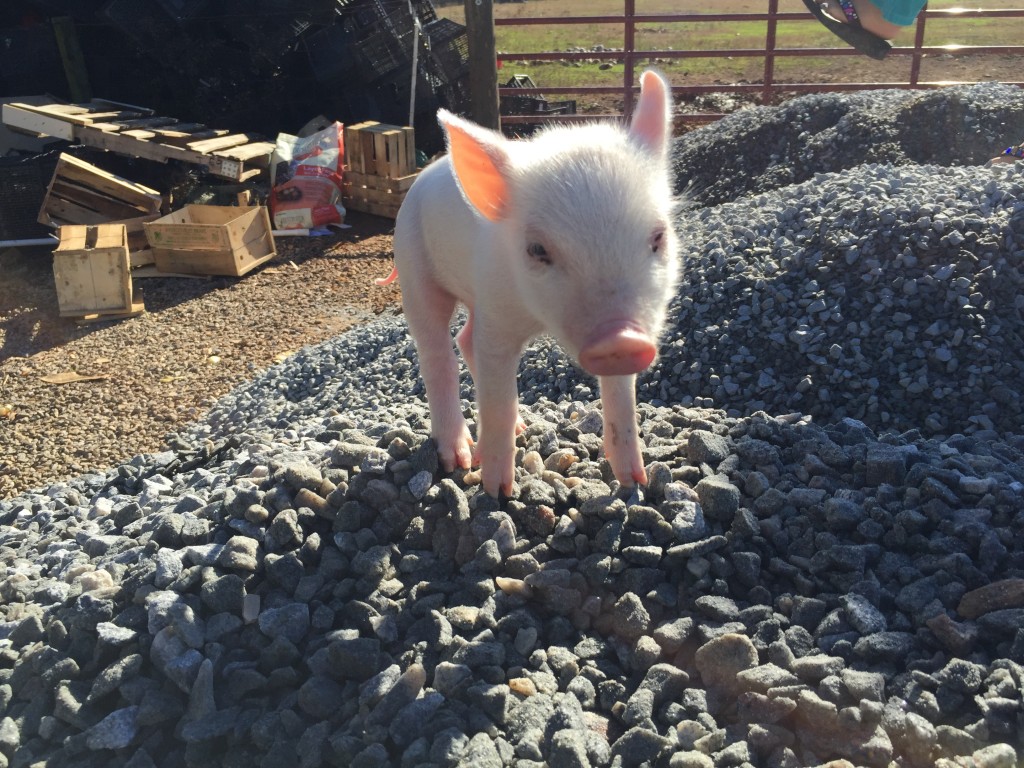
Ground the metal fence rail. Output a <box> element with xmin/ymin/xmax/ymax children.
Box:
<box><xmin>495</xmin><ymin>0</ymin><xmax>1024</xmax><ymax>125</ymax></box>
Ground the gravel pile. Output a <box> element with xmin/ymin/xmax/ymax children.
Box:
<box><xmin>2</xmin><ymin>85</ymin><xmax>1023</xmax><ymax>768</ymax></box>
<box><xmin>655</xmin><ymin>158</ymin><xmax>1024</xmax><ymax>438</ymax></box>
<box><xmin>671</xmin><ymin>84</ymin><xmax>1024</xmax><ymax>207</ymax></box>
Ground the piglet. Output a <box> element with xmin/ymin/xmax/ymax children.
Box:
<box><xmin>379</xmin><ymin>69</ymin><xmax>680</xmax><ymax>497</ymax></box>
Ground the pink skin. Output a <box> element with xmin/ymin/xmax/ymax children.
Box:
<box><xmin>578</xmin><ymin>323</ymin><xmax>657</xmax><ymax>488</ymax></box>
<box><xmin>578</xmin><ymin>321</ymin><xmax>658</xmax><ymax>377</ymax></box>
<box><xmin>472</xmin><ymin>330</ymin><xmax>524</xmax><ymax>496</ymax></box>
<box><xmin>599</xmin><ymin>374</ymin><xmax>648</xmax><ymax>486</ymax></box>
<box><xmin>401</xmin><ymin>277</ymin><xmax>475</xmax><ymax>473</ymax></box>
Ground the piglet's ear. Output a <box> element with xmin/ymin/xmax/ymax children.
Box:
<box><xmin>628</xmin><ymin>70</ymin><xmax>671</xmax><ymax>158</ymax></box>
<box><xmin>439</xmin><ymin>110</ymin><xmax>511</xmax><ymax>222</ymax></box>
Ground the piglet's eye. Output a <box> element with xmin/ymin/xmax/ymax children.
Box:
<box><xmin>527</xmin><ymin>242</ymin><xmax>552</xmax><ymax>265</ymax></box>
<box><xmin>650</xmin><ymin>229</ymin><xmax>664</xmax><ymax>254</ymax></box>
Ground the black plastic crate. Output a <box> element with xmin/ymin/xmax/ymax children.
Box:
<box><xmin>500</xmin><ymin>74</ymin><xmax>575</xmax><ymax>119</ymax></box>
<box><xmin>155</xmin><ymin>0</ymin><xmax>209</xmax><ymax>22</ymax></box>
<box><xmin>0</xmin><ymin>24</ymin><xmax>65</xmax><ymax>95</ymax></box>
<box><xmin>101</xmin><ymin>0</ymin><xmax>177</xmax><ymax>48</ymax></box>
<box><xmin>500</xmin><ymin>94</ymin><xmax>546</xmax><ymax>115</ymax></box>
<box><xmin>356</xmin><ymin>20</ymin><xmax>413</xmax><ymax>80</ymax></box>
<box><xmin>304</xmin><ymin>22</ymin><xmax>360</xmax><ymax>83</ymax></box>
<box><xmin>221</xmin><ymin>0</ymin><xmax>323</xmax><ymax>60</ymax></box>
<box><xmin>336</xmin><ymin>0</ymin><xmax>388</xmax><ymax>31</ymax></box>
<box><xmin>423</xmin><ymin>17</ymin><xmax>468</xmax><ymax>84</ymax></box>
<box><xmin>541</xmin><ymin>99</ymin><xmax>577</xmax><ymax>116</ymax></box>
<box><xmin>354</xmin><ymin>0</ymin><xmax>441</xmax><ymax>81</ymax></box>
<box><xmin>0</xmin><ymin>151</ymin><xmax>62</xmax><ymax>241</ymax></box>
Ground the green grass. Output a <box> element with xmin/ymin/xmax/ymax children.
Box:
<box><xmin>439</xmin><ymin>0</ymin><xmax>1024</xmax><ymax>96</ymax></box>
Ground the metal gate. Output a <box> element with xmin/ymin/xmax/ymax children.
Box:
<box><xmin>495</xmin><ymin>1</ymin><xmax>1024</xmax><ymax>125</ymax></box>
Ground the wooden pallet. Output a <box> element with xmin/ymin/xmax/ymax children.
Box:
<box><xmin>2</xmin><ymin>98</ymin><xmax>275</xmax><ymax>181</ymax></box>
<box><xmin>342</xmin><ymin>170</ymin><xmax>419</xmax><ymax>219</ymax></box>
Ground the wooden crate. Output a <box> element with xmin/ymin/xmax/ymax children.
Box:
<box><xmin>38</xmin><ymin>152</ymin><xmax>163</xmax><ymax>230</ymax></box>
<box><xmin>144</xmin><ymin>204</ymin><xmax>276</xmax><ymax>276</ymax></box>
<box><xmin>342</xmin><ymin>121</ymin><xmax>418</xmax><ymax>218</ymax></box>
<box><xmin>342</xmin><ymin>170</ymin><xmax>419</xmax><ymax>219</ymax></box>
<box><xmin>53</xmin><ymin>224</ymin><xmax>135</xmax><ymax>317</ymax></box>
<box><xmin>344</xmin><ymin>121</ymin><xmax>416</xmax><ymax>177</ymax></box>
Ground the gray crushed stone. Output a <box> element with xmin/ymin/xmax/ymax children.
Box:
<box><xmin>2</xmin><ymin>84</ymin><xmax>1023</xmax><ymax>767</ymax></box>
<box><xmin>672</xmin><ymin>83</ymin><xmax>1024</xmax><ymax>207</ymax></box>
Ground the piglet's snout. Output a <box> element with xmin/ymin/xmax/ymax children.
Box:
<box><xmin>578</xmin><ymin>322</ymin><xmax>657</xmax><ymax>377</ymax></box>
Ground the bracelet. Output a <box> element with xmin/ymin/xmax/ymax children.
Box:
<box><xmin>836</xmin><ymin>0</ymin><xmax>861</xmax><ymax>25</ymax></box>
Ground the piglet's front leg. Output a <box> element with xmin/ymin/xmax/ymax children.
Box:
<box><xmin>599</xmin><ymin>374</ymin><xmax>647</xmax><ymax>488</ymax></box>
<box><xmin>457</xmin><ymin>310</ymin><xmax>528</xmax><ymax>437</ymax></box>
<box><xmin>401</xmin><ymin>282</ymin><xmax>475</xmax><ymax>475</ymax></box>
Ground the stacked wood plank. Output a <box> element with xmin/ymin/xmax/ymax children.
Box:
<box><xmin>2</xmin><ymin>98</ymin><xmax>275</xmax><ymax>181</ymax></box>
<box><xmin>342</xmin><ymin>122</ymin><xmax>419</xmax><ymax>219</ymax></box>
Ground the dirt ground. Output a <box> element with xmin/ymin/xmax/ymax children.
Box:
<box><xmin>0</xmin><ymin>212</ymin><xmax>402</xmax><ymax>498</ymax></box>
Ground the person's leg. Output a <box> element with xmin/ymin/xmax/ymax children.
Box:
<box><xmin>822</xmin><ymin>0</ymin><xmax>907</xmax><ymax>39</ymax></box>
<box><xmin>876</xmin><ymin>0</ymin><xmax>927</xmax><ymax>26</ymax></box>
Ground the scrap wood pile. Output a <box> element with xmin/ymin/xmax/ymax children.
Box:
<box><xmin>0</xmin><ymin>97</ymin><xmax>280</xmax><ymax>324</ymax></box>
<box><xmin>0</xmin><ymin>0</ymin><xmax>456</xmax><ymax>323</ymax></box>
<box><xmin>1</xmin><ymin>96</ymin><xmax>420</xmax><ymax>324</ymax></box>
<box><xmin>1</xmin><ymin>0</ymin><xmax>469</xmax><ymax>157</ymax></box>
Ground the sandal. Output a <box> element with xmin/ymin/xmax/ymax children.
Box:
<box><xmin>991</xmin><ymin>143</ymin><xmax>1024</xmax><ymax>164</ymax></box>
<box><xmin>802</xmin><ymin>0</ymin><xmax>892</xmax><ymax>60</ymax></box>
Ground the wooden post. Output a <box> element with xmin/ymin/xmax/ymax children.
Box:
<box><xmin>52</xmin><ymin>16</ymin><xmax>92</xmax><ymax>103</ymax></box>
<box><xmin>462</xmin><ymin>0</ymin><xmax>500</xmax><ymax>130</ymax></box>
<box><xmin>623</xmin><ymin>0</ymin><xmax>635</xmax><ymax>119</ymax></box>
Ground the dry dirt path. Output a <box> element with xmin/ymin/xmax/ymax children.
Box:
<box><xmin>0</xmin><ymin>212</ymin><xmax>401</xmax><ymax>499</ymax></box>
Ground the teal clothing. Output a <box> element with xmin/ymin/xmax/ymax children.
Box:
<box><xmin>877</xmin><ymin>0</ymin><xmax>925</xmax><ymax>26</ymax></box>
